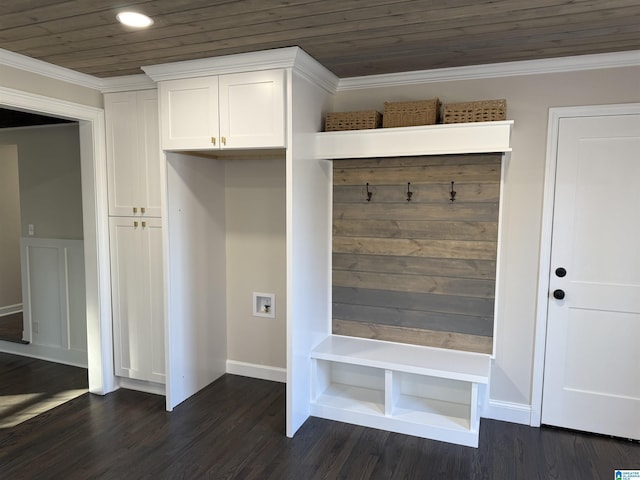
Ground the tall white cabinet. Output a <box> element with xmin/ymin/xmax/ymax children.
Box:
<box><xmin>104</xmin><ymin>89</ymin><xmax>165</xmax><ymax>387</ymax></box>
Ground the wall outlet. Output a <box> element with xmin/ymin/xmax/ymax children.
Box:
<box><xmin>253</xmin><ymin>292</ymin><xmax>275</xmax><ymax>318</ymax></box>
<box><xmin>28</xmin><ymin>224</ymin><xmax>35</xmax><ymax>236</ymax></box>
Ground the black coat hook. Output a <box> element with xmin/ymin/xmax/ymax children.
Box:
<box><xmin>366</xmin><ymin>183</ymin><xmax>372</xmax><ymax>202</ymax></box>
<box><xmin>406</xmin><ymin>182</ymin><xmax>413</xmax><ymax>202</ymax></box>
<box><xmin>450</xmin><ymin>181</ymin><xmax>457</xmax><ymax>202</ymax></box>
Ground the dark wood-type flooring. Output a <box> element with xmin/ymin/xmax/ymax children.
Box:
<box><xmin>0</xmin><ymin>313</ymin><xmax>26</xmax><ymax>344</ymax></box>
<box><xmin>0</xmin><ymin>353</ymin><xmax>638</xmax><ymax>479</ymax></box>
<box><xmin>0</xmin><ymin>352</ymin><xmax>87</xmax><ymax>429</ymax></box>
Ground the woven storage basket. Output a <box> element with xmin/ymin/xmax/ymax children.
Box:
<box><xmin>382</xmin><ymin>98</ymin><xmax>440</xmax><ymax>128</ymax></box>
<box><xmin>325</xmin><ymin>110</ymin><xmax>382</xmax><ymax>131</ymax></box>
<box><xmin>443</xmin><ymin>99</ymin><xmax>507</xmax><ymax>123</ymax></box>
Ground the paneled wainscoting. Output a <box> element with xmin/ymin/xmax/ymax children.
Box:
<box><xmin>0</xmin><ymin>238</ymin><xmax>87</xmax><ymax>367</ymax></box>
<box><xmin>332</xmin><ymin>154</ymin><xmax>500</xmax><ymax>353</ymax></box>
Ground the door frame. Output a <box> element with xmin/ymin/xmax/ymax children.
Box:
<box><xmin>530</xmin><ymin>102</ymin><xmax>640</xmax><ymax>426</ymax></box>
<box><xmin>0</xmin><ymin>85</ymin><xmax>117</xmax><ymax>395</ymax></box>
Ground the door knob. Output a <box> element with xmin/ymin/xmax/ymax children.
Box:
<box><xmin>553</xmin><ymin>289</ymin><xmax>565</xmax><ymax>300</ymax></box>
<box><xmin>555</xmin><ymin>267</ymin><xmax>567</xmax><ymax>277</ymax></box>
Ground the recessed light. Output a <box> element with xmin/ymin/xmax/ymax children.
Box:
<box><xmin>116</xmin><ymin>11</ymin><xmax>154</xmax><ymax>28</ymax></box>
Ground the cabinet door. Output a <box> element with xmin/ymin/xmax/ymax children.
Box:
<box><xmin>219</xmin><ymin>69</ymin><xmax>286</xmax><ymax>149</ymax></box>
<box><xmin>142</xmin><ymin>217</ymin><xmax>165</xmax><ymax>383</ymax></box>
<box><xmin>137</xmin><ymin>90</ymin><xmax>162</xmax><ymax>217</ymax></box>
<box><xmin>105</xmin><ymin>92</ymin><xmax>141</xmax><ymax>216</ymax></box>
<box><xmin>105</xmin><ymin>90</ymin><xmax>161</xmax><ymax>217</ymax></box>
<box><xmin>159</xmin><ymin>76</ymin><xmax>219</xmax><ymax>150</ymax></box>
<box><xmin>110</xmin><ymin>217</ymin><xmax>165</xmax><ymax>384</ymax></box>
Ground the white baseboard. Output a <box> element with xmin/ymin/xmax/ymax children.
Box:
<box><xmin>0</xmin><ymin>341</ymin><xmax>87</xmax><ymax>368</ymax></box>
<box><xmin>0</xmin><ymin>303</ymin><xmax>23</xmax><ymax>317</ymax></box>
<box><xmin>118</xmin><ymin>377</ymin><xmax>166</xmax><ymax>396</ymax></box>
<box><xmin>481</xmin><ymin>399</ymin><xmax>532</xmax><ymax>425</ymax></box>
<box><xmin>226</xmin><ymin>360</ymin><xmax>286</xmax><ymax>383</ymax></box>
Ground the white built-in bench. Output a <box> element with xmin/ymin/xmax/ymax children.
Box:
<box><xmin>310</xmin><ymin>335</ymin><xmax>491</xmax><ymax>448</ymax></box>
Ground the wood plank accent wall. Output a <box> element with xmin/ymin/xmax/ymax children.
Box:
<box><xmin>332</xmin><ymin>154</ymin><xmax>502</xmax><ymax>354</ymax></box>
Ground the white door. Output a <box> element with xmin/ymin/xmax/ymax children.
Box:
<box><xmin>105</xmin><ymin>90</ymin><xmax>162</xmax><ymax>217</ymax></box>
<box><xmin>105</xmin><ymin>91</ymin><xmax>140</xmax><ymax>216</ymax></box>
<box><xmin>542</xmin><ymin>113</ymin><xmax>640</xmax><ymax>440</ymax></box>
<box><xmin>218</xmin><ymin>69</ymin><xmax>285</xmax><ymax>149</ymax></box>
<box><xmin>158</xmin><ymin>76</ymin><xmax>219</xmax><ymax>150</ymax></box>
<box><xmin>109</xmin><ymin>217</ymin><xmax>165</xmax><ymax>384</ymax></box>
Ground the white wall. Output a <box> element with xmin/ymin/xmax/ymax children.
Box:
<box><xmin>0</xmin><ymin>123</ymin><xmax>84</xmax><ymax>239</ymax></box>
<box><xmin>0</xmin><ymin>144</ymin><xmax>22</xmax><ymax>311</ymax></box>
<box><xmin>332</xmin><ymin>65</ymin><xmax>640</xmax><ymax>409</ymax></box>
<box><xmin>225</xmin><ymin>157</ymin><xmax>287</xmax><ymax>369</ymax></box>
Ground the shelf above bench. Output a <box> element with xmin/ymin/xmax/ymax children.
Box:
<box><xmin>314</xmin><ymin>120</ymin><xmax>513</xmax><ymax>159</ymax></box>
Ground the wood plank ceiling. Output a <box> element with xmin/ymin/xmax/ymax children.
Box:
<box><xmin>1</xmin><ymin>0</ymin><xmax>640</xmax><ymax>78</ymax></box>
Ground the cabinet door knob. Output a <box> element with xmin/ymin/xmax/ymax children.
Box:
<box><xmin>211</xmin><ymin>137</ymin><xmax>216</xmax><ymax>146</ymax></box>
<box><xmin>133</xmin><ymin>207</ymin><xmax>137</xmax><ymax>214</ymax></box>
<box><xmin>134</xmin><ymin>221</ymin><xmax>138</xmax><ymax>227</ymax></box>
<box><xmin>141</xmin><ymin>207</ymin><xmax>146</xmax><ymax>214</ymax></box>
<box><xmin>221</xmin><ymin>136</ymin><xmax>226</xmax><ymax>146</ymax></box>
<box><xmin>141</xmin><ymin>221</ymin><xmax>146</xmax><ymax>228</ymax></box>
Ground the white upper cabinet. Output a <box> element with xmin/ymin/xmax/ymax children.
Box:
<box><xmin>105</xmin><ymin>90</ymin><xmax>162</xmax><ymax>217</ymax></box>
<box><xmin>159</xmin><ymin>69</ymin><xmax>286</xmax><ymax>151</ymax></box>
<box><xmin>159</xmin><ymin>76</ymin><xmax>219</xmax><ymax>150</ymax></box>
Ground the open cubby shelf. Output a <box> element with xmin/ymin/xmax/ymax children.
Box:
<box><xmin>310</xmin><ymin>335</ymin><xmax>490</xmax><ymax>447</ymax></box>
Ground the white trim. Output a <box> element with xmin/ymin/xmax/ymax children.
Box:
<box><xmin>492</xmin><ymin>152</ymin><xmax>510</xmax><ymax>359</ymax></box>
<box><xmin>0</xmin><ymin>341</ymin><xmax>88</xmax><ymax>368</ymax></box>
<box><xmin>337</xmin><ymin>50</ymin><xmax>640</xmax><ymax>90</ymax></box>
<box><xmin>100</xmin><ymin>74</ymin><xmax>156</xmax><ymax>93</ymax></box>
<box><xmin>226</xmin><ymin>360</ymin><xmax>287</xmax><ymax>383</ymax></box>
<box><xmin>0</xmin><ymin>304</ymin><xmax>22</xmax><ymax>316</ymax></box>
<box><xmin>0</xmin><ymin>48</ymin><xmax>102</xmax><ymax>90</ymax></box>
<box><xmin>143</xmin><ymin>46</ymin><xmax>302</xmax><ymax>81</ymax></box>
<box><xmin>0</xmin><ymin>123</ymin><xmax>79</xmax><ymax>133</ymax></box>
<box><xmin>290</xmin><ymin>48</ymin><xmax>339</xmax><ymax>94</ymax></box>
<box><xmin>118</xmin><ymin>377</ymin><xmax>165</xmax><ymax>396</ymax></box>
<box><xmin>482</xmin><ymin>399</ymin><xmax>531</xmax><ymax>425</ymax></box>
<box><xmin>530</xmin><ymin>102</ymin><xmax>640</xmax><ymax>427</ymax></box>
<box><xmin>3</xmin><ymin>45</ymin><xmax>640</xmax><ymax>95</ymax></box>
<box><xmin>0</xmin><ymin>85</ymin><xmax>115</xmax><ymax>396</ymax></box>
<box><xmin>143</xmin><ymin>46</ymin><xmax>339</xmax><ymax>94</ymax></box>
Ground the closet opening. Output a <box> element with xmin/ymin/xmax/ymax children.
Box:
<box><xmin>164</xmin><ymin>150</ymin><xmax>286</xmax><ymax>410</ymax></box>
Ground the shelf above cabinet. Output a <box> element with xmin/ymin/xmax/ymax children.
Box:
<box><xmin>314</xmin><ymin>120</ymin><xmax>513</xmax><ymax>159</ymax></box>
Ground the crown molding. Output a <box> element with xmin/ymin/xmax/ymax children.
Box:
<box><xmin>337</xmin><ymin>50</ymin><xmax>640</xmax><ymax>91</ymax></box>
<box><xmin>100</xmin><ymin>74</ymin><xmax>157</xmax><ymax>93</ymax></box>
<box><xmin>0</xmin><ymin>48</ymin><xmax>103</xmax><ymax>90</ymax></box>
<box><xmin>4</xmin><ymin>46</ymin><xmax>640</xmax><ymax>96</ymax></box>
<box><xmin>142</xmin><ymin>46</ymin><xmax>339</xmax><ymax>93</ymax></box>
<box><xmin>290</xmin><ymin>48</ymin><xmax>339</xmax><ymax>94</ymax></box>
<box><xmin>142</xmin><ymin>47</ymin><xmax>302</xmax><ymax>81</ymax></box>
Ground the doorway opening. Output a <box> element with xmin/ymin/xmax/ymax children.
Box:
<box><xmin>0</xmin><ymin>85</ymin><xmax>115</xmax><ymax>399</ymax></box>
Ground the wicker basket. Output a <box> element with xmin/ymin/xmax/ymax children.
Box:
<box><xmin>325</xmin><ymin>110</ymin><xmax>382</xmax><ymax>131</ymax></box>
<box><xmin>443</xmin><ymin>99</ymin><xmax>507</xmax><ymax>124</ymax></box>
<box><xmin>382</xmin><ymin>98</ymin><xmax>440</xmax><ymax>128</ymax></box>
